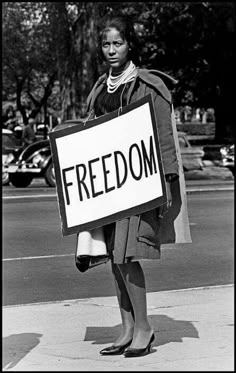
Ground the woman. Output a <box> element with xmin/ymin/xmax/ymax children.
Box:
<box><xmin>79</xmin><ymin>15</ymin><xmax>181</xmax><ymax>358</ymax></box>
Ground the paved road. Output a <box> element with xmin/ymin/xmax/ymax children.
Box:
<box><xmin>2</xmin><ymin>186</ymin><xmax>233</xmax><ymax>306</ymax></box>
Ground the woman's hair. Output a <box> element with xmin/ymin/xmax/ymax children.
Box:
<box><xmin>96</xmin><ymin>15</ymin><xmax>140</xmax><ymax>65</ymax></box>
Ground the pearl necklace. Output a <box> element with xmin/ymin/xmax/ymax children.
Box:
<box><xmin>107</xmin><ymin>61</ymin><xmax>137</xmax><ymax>93</ymax></box>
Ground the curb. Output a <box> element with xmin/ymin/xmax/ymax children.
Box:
<box><xmin>3</xmin><ymin>283</ymin><xmax>233</xmax><ymax>309</ymax></box>
<box><xmin>186</xmin><ymin>186</ymin><xmax>234</xmax><ymax>193</ymax></box>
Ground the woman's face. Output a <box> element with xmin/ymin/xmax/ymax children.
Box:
<box><xmin>101</xmin><ymin>27</ymin><xmax>129</xmax><ymax>72</ymax></box>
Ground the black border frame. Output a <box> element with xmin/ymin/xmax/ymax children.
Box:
<box><xmin>49</xmin><ymin>94</ymin><xmax>167</xmax><ymax>236</ymax></box>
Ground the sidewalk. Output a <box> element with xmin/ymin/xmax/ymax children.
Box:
<box><xmin>3</xmin><ymin>284</ymin><xmax>234</xmax><ymax>371</ymax></box>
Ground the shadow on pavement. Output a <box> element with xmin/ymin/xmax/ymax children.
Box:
<box><xmin>84</xmin><ymin>314</ymin><xmax>199</xmax><ymax>347</ymax></box>
<box><xmin>2</xmin><ymin>333</ymin><xmax>42</xmax><ymax>370</ymax></box>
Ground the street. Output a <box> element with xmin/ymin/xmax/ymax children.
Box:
<box><xmin>2</xmin><ymin>185</ymin><xmax>234</xmax><ymax>306</ymax></box>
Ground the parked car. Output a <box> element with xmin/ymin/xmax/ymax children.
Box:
<box><xmin>177</xmin><ymin>131</ymin><xmax>204</xmax><ymax>171</ymax></box>
<box><xmin>3</xmin><ymin>138</ymin><xmax>55</xmax><ymax>187</ymax></box>
<box><xmin>203</xmin><ymin>143</ymin><xmax>234</xmax><ymax>175</ymax></box>
<box><xmin>2</xmin><ymin>119</ymin><xmax>86</xmax><ymax>188</ymax></box>
<box><xmin>2</xmin><ymin>128</ymin><xmax>23</xmax><ymax>185</ymax></box>
<box><xmin>219</xmin><ymin>144</ymin><xmax>234</xmax><ymax>175</ymax></box>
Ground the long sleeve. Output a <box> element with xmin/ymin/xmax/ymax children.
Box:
<box><xmin>152</xmin><ymin>92</ymin><xmax>179</xmax><ymax>176</ymax></box>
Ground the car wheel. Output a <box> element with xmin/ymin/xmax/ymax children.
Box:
<box><xmin>44</xmin><ymin>162</ymin><xmax>56</xmax><ymax>187</ymax></box>
<box><xmin>2</xmin><ymin>171</ymin><xmax>10</xmax><ymax>185</ymax></box>
<box><xmin>9</xmin><ymin>173</ymin><xmax>33</xmax><ymax>187</ymax></box>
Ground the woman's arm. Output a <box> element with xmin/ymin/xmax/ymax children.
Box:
<box><xmin>153</xmin><ymin>92</ymin><xmax>179</xmax><ymax>177</ymax></box>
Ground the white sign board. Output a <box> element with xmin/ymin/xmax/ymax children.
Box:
<box><xmin>49</xmin><ymin>94</ymin><xmax>167</xmax><ymax>236</ymax></box>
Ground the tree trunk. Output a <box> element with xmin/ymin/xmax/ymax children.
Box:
<box><xmin>214</xmin><ymin>98</ymin><xmax>234</xmax><ymax>144</ymax></box>
<box><xmin>214</xmin><ymin>71</ymin><xmax>234</xmax><ymax>144</ymax></box>
<box><xmin>69</xmin><ymin>3</ymin><xmax>99</xmax><ymax>119</ymax></box>
<box><xmin>49</xmin><ymin>2</ymin><xmax>100</xmax><ymax>121</ymax></box>
<box><xmin>47</xmin><ymin>2</ymin><xmax>72</xmax><ymax>122</ymax></box>
<box><xmin>29</xmin><ymin>72</ymin><xmax>57</xmax><ymax>119</ymax></box>
<box><xmin>16</xmin><ymin>78</ymin><xmax>28</xmax><ymax>124</ymax></box>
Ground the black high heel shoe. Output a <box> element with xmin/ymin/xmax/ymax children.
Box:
<box><xmin>123</xmin><ymin>333</ymin><xmax>155</xmax><ymax>358</ymax></box>
<box><xmin>100</xmin><ymin>339</ymin><xmax>132</xmax><ymax>355</ymax></box>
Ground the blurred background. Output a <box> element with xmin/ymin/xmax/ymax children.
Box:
<box><xmin>2</xmin><ymin>2</ymin><xmax>235</xmax><ymax>188</ymax></box>
<box><xmin>2</xmin><ymin>2</ymin><xmax>234</xmax><ymax>138</ymax></box>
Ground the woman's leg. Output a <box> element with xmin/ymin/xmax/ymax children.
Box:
<box><xmin>118</xmin><ymin>261</ymin><xmax>154</xmax><ymax>349</ymax></box>
<box><xmin>111</xmin><ymin>262</ymin><xmax>135</xmax><ymax>346</ymax></box>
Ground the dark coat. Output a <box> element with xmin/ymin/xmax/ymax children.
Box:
<box><xmin>87</xmin><ymin>68</ymin><xmax>178</xmax><ymax>176</ymax></box>
<box><xmin>85</xmin><ymin>69</ymin><xmax>191</xmax><ymax>262</ymax></box>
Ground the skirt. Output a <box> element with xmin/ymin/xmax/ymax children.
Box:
<box><xmin>103</xmin><ymin>214</ymin><xmax>161</xmax><ymax>264</ymax></box>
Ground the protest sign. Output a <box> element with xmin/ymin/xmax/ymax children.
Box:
<box><xmin>49</xmin><ymin>94</ymin><xmax>167</xmax><ymax>236</ymax></box>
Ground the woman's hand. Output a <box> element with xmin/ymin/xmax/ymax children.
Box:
<box><xmin>158</xmin><ymin>182</ymin><xmax>172</xmax><ymax>219</ymax></box>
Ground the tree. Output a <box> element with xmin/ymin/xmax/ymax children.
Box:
<box><xmin>2</xmin><ymin>2</ymin><xmax>58</xmax><ymax>124</ymax></box>
<box><xmin>41</xmin><ymin>2</ymin><xmax>99</xmax><ymax>120</ymax></box>
<box><xmin>49</xmin><ymin>2</ymin><xmax>114</xmax><ymax>120</ymax></box>
<box><xmin>133</xmin><ymin>2</ymin><xmax>234</xmax><ymax>142</ymax></box>
<box><xmin>2</xmin><ymin>2</ymin><xmax>234</xmax><ymax>142</ymax></box>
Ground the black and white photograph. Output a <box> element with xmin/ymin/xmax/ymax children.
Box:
<box><xmin>2</xmin><ymin>2</ymin><xmax>234</xmax><ymax>371</ymax></box>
